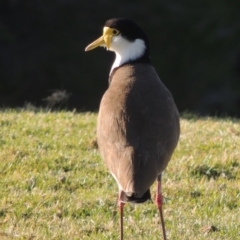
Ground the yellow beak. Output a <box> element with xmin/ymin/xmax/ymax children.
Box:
<box><xmin>85</xmin><ymin>27</ymin><xmax>113</xmax><ymax>51</ymax></box>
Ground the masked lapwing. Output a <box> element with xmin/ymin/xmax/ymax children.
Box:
<box><xmin>85</xmin><ymin>18</ymin><xmax>180</xmax><ymax>240</ymax></box>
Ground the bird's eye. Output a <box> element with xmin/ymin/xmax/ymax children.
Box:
<box><xmin>112</xmin><ymin>29</ymin><xmax>119</xmax><ymax>35</ymax></box>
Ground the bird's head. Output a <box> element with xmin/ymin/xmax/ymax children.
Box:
<box><xmin>85</xmin><ymin>18</ymin><xmax>151</xmax><ymax>67</ymax></box>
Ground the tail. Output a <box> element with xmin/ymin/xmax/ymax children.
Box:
<box><xmin>121</xmin><ymin>189</ymin><xmax>151</xmax><ymax>204</ymax></box>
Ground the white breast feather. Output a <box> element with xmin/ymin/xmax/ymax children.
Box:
<box><xmin>109</xmin><ymin>36</ymin><xmax>146</xmax><ymax>74</ymax></box>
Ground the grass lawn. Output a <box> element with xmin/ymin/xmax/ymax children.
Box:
<box><xmin>0</xmin><ymin>110</ymin><xmax>239</xmax><ymax>239</ymax></box>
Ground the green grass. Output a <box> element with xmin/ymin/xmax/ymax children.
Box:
<box><xmin>0</xmin><ymin>110</ymin><xmax>239</xmax><ymax>240</ymax></box>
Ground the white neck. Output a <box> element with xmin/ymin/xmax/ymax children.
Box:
<box><xmin>109</xmin><ymin>37</ymin><xmax>146</xmax><ymax>75</ymax></box>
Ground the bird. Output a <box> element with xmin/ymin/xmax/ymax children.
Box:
<box><xmin>85</xmin><ymin>18</ymin><xmax>180</xmax><ymax>240</ymax></box>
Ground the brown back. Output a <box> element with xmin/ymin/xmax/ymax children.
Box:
<box><xmin>97</xmin><ymin>63</ymin><xmax>180</xmax><ymax>197</ymax></box>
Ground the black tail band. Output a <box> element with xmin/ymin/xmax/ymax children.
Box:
<box><xmin>121</xmin><ymin>189</ymin><xmax>151</xmax><ymax>204</ymax></box>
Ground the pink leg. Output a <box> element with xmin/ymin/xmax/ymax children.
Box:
<box><xmin>155</xmin><ymin>175</ymin><xmax>167</xmax><ymax>240</ymax></box>
<box><xmin>118</xmin><ymin>191</ymin><xmax>125</xmax><ymax>240</ymax></box>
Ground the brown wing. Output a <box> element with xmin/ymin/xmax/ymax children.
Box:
<box><xmin>97</xmin><ymin>64</ymin><xmax>180</xmax><ymax>197</ymax></box>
